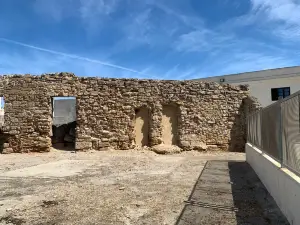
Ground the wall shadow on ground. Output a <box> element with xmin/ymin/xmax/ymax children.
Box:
<box><xmin>228</xmin><ymin>161</ymin><xmax>289</xmax><ymax>225</ymax></box>
<box><xmin>175</xmin><ymin>161</ymin><xmax>289</xmax><ymax>225</ymax></box>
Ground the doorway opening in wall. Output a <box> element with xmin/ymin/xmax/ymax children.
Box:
<box><xmin>134</xmin><ymin>107</ymin><xmax>150</xmax><ymax>147</ymax></box>
<box><xmin>0</xmin><ymin>96</ymin><xmax>5</xmax><ymax>153</ymax></box>
<box><xmin>162</xmin><ymin>104</ymin><xmax>179</xmax><ymax>146</ymax></box>
<box><xmin>0</xmin><ymin>96</ymin><xmax>4</xmax><ymax>127</ymax></box>
<box><xmin>51</xmin><ymin>96</ymin><xmax>76</xmax><ymax>151</ymax></box>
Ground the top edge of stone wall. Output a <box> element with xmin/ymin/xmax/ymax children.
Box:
<box><xmin>0</xmin><ymin>72</ymin><xmax>249</xmax><ymax>91</ymax></box>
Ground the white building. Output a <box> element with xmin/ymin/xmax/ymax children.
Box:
<box><xmin>194</xmin><ymin>66</ymin><xmax>300</xmax><ymax>107</ymax></box>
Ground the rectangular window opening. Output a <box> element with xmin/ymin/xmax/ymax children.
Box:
<box><xmin>0</xmin><ymin>96</ymin><xmax>7</xmax><ymax>153</ymax></box>
<box><xmin>51</xmin><ymin>96</ymin><xmax>76</xmax><ymax>151</ymax></box>
<box><xmin>271</xmin><ymin>87</ymin><xmax>290</xmax><ymax>101</ymax></box>
<box><xmin>0</xmin><ymin>96</ymin><xmax>4</xmax><ymax>127</ymax></box>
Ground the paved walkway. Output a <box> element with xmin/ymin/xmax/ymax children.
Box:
<box><xmin>176</xmin><ymin>161</ymin><xmax>290</xmax><ymax>225</ymax></box>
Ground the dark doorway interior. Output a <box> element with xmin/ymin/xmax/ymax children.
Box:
<box><xmin>51</xmin><ymin>97</ymin><xmax>76</xmax><ymax>151</ymax></box>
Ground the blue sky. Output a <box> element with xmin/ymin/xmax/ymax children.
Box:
<box><xmin>0</xmin><ymin>0</ymin><xmax>299</xmax><ymax>80</ymax></box>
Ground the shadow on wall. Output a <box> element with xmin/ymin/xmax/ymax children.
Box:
<box><xmin>175</xmin><ymin>161</ymin><xmax>289</xmax><ymax>225</ymax></box>
<box><xmin>228</xmin><ymin>101</ymin><xmax>246</xmax><ymax>152</ymax></box>
<box><xmin>229</xmin><ymin>96</ymin><xmax>261</xmax><ymax>152</ymax></box>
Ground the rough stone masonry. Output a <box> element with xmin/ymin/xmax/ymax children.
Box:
<box><xmin>0</xmin><ymin>73</ymin><xmax>260</xmax><ymax>153</ymax></box>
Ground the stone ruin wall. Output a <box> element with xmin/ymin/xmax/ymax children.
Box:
<box><xmin>0</xmin><ymin>73</ymin><xmax>259</xmax><ymax>153</ymax></box>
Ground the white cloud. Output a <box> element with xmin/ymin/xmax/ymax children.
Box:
<box><xmin>111</xmin><ymin>6</ymin><xmax>186</xmax><ymax>52</ymax></box>
<box><xmin>141</xmin><ymin>64</ymin><xmax>200</xmax><ymax>80</ymax></box>
<box><xmin>79</xmin><ymin>0</ymin><xmax>118</xmax><ymax>18</ymax></box>
<box><xmin>200</xmin><ymin>50</ymin><xmax>296</xmax><ymax>76</ymax></box>
<box><xmin>79</xmin><ymin>0</ymin><xmax>119</xmax><ymax>32</ymax></box>
<box><xmin>174</xmin><ymin>30</ymin><xmax>234</xmax><ymax>53</ymax></box>
<box><xmin>33</xmin><ymin>0</ymin><xmax>119</xmax><ymax>31</ymax></box>
<box><xmin>221</xmin><ymin>0</ymin><xmax>300</xmax><ymax>41</ymax></box>
<box><xmin>222</xmin><ymin>53</ymin><xmax>291</xmax><ymax>74</ymax></box>
<box><xmin>33</xmin><ymin>0</ymin><xmax>75</xmax><ymax>22</ymax></box>
<box><xmin>123</xmin><ymin>9</ymin><xmax>153</xmax><ymax>46</ymax></box>
<box><xmin>32</xmin><ymin>0</ymin><xmax>205</xmax><ymax>51</ymax></box>
<box><xmin>251</xmin><ymin>0</ymin><xmax>300</xmax><ymax>23</ymax></box>
<box><xmin>248</xmin><ymin>0</ymin><xmax>300</xmax><ymax>41</ymax></box>
<box><xmin>146</xmin><ymin>0</ymin><xmax>204</xmax><ymax>30</ymax></box>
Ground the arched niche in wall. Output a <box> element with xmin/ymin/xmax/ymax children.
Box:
<box><xmin>134</xmin><ymin>106</ymin><xmax>150</xmax><ymax>147</ymax></box>
<box><xmin>161</xmin><ymin>104</ymin><xmax>179</xmax><ymax>146</ymax></box>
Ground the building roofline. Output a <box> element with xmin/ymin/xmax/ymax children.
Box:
<box><xmin>191</xmin><ymin>65</ymin><xmax>300</xmax><ymax>82</ymax></box>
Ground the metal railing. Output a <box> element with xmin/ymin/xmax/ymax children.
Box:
<box><xmin>247</xmin><ymin>91</ymin><xmax>300</xmax><ymax>176</ymax></box>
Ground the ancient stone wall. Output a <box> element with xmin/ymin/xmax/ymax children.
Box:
<box><xmin>0</xmin><ymin>73</ymin><xmax>258</xmax><ymax>153</ymax></box>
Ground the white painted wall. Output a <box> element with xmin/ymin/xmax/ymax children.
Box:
<box><xmin>246</xmin><ymin>143</ymin><xmax>300</xmax><ymax>225</ymax></box>
<box><xmin>194</xmin><ymin>66</ymin><xmax>300</xmax><ymax>107</ymax></box>
<box><xmin>238</xmin><ymin>76</ymin><xmax>300</xmax><ymax>107</ymax></box>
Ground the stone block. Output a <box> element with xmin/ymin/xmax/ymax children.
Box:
<box><xmin>75</xmin><ymin>142</ymin><xmax>92</xmax><ymax>150</ymax></box>
<box><xmin>2</xmin><ymin>148</ymin><xmax>14</xmax><ymax>154</ymax></box>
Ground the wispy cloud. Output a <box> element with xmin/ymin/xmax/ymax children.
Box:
<box><xmin>79</xmin><ymin>0</ymin><xmax>120</xmax><ymax>32</ymax></box>
<box><xmin>229</xmin><ymin>0</ymin><xmax>300</xmax><ymax>41</ymax></box>
<box><xmin>0</xmin><ymin>46</ymin><xmax>155</xmax><ymax>79</ymax></box>
<box><xmin>113</xmin><ymin>3</ymin><xmax>196</xmax><ymax>52</ymax></box>
<box><xmin>147</xmin><ymin>1</ymin><xmax>204</xmax><ymax>30</ymax></box>
<box><xmin>33</xmin><ymin>0</ymin><xmax>119</xmax><ymax>32</ymax></box>
<box><xmin>198</xmin><ymin>49</ymin><xmax>297</xmax><ymax>76</ymax></box>
<box><xmin>143</xmin><ymin>64</ymin><xmax>200</xmax><ymax>80</ymax></box>
<box><xmin>121</xmin><ymin>9</ymin><xmax>154</xmax><ymax>47</ymax></box>
<box><xmin>33</xmin><ymin>0</ymin><xmax>76</xmax><ymax>22</ymax></box>
<box><xmin>219</xmin><ymin>52</ymin><xmax>294</xmax><ymax>75</ymax></box>
<box><xmin>251</xmin><ymin>0</ymin><xmax>300</xmax><ymax>24</ymax></box>
<box><xmin>174</xmin><ymin>30</ymin><xmax>235</xmax><ymax>53</ymax></box>
<box><xmin>79</xmin><ymin>0</ymin><xmax>119</xmax><ymax>18</ymax></box>
<box><xmin>1</xmin><ymin>0</ymin><xmax>299</xmax><ymax>79</ymax></box>
<box><xmin>0</xmin><ymin>38</ymin><xmax>145</xmax><ymax>75</ymax></box>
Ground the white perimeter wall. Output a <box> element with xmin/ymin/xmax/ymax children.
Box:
<box><xmin>246</xmin><ymin>143</ymin><xmax>300</xmax><ymax>225</ymax></box>
<box><xmin>194</xmin><ymin>66</ymin><xmax>300</xmax><ymax>107</ymax></box>
<box><xmin>238</xmin><ymin>76</ymin><xmax>300</xmax><ymax>107</ymax></box>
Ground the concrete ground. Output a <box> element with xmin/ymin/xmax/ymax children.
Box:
<box><xmin>0</xmin><ymin>150</ymin><xmax>288</xmax><ymax>225</ymax></box>
<box><xmin>176</xmin><ymin>161</ymin><xmax>289</xmax><ymax>225</ymax></box>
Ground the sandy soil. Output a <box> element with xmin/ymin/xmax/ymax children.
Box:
<box><xmin>0</xmin><ymin>150</ymin><xmax>245</xmax><ymax>225</ymax></box>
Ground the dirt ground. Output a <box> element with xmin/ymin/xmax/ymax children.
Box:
<box><xmin>0</xmin><ymin>150</ymin><xmax>248</xmax><ymax>225</ymax></box>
